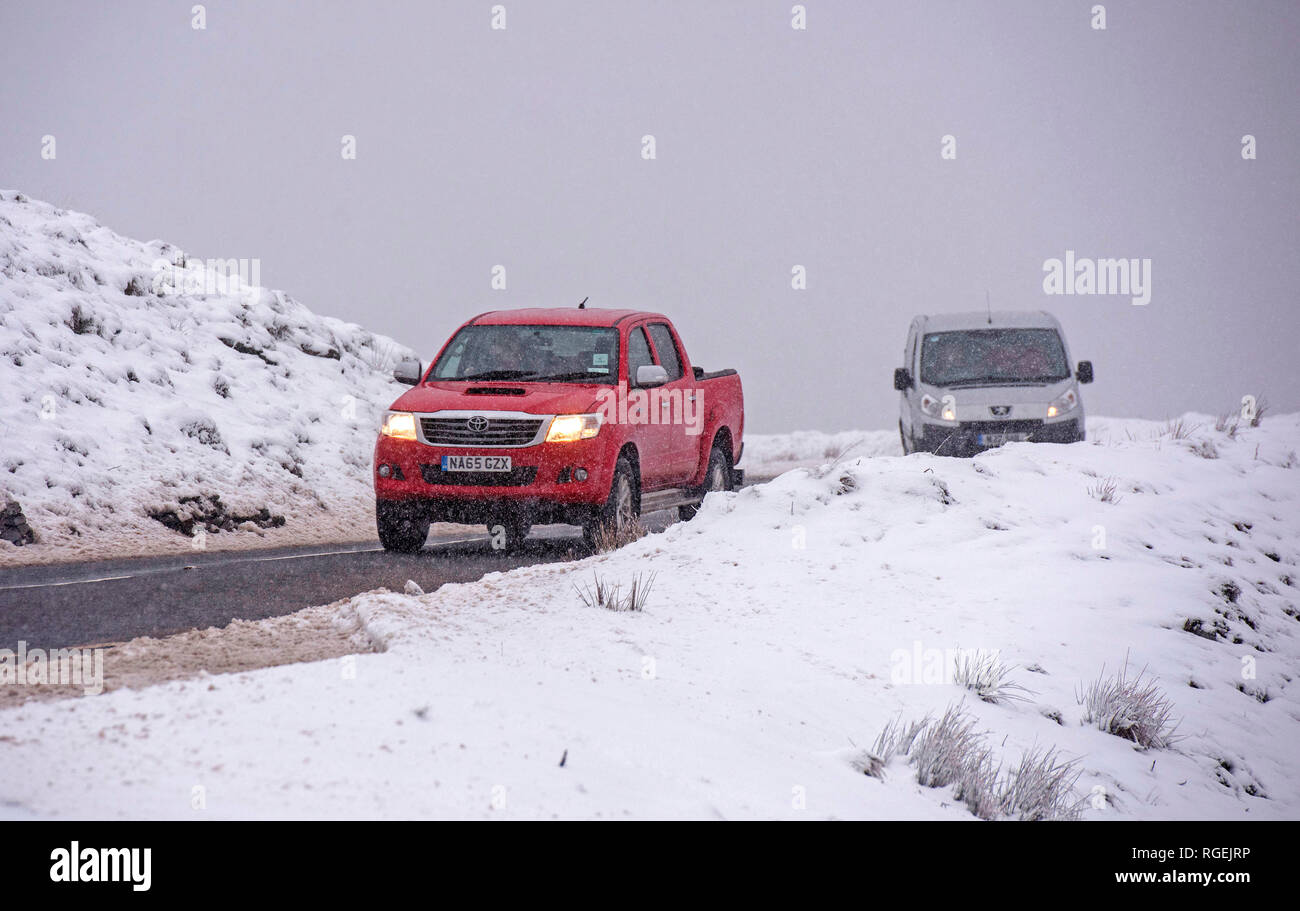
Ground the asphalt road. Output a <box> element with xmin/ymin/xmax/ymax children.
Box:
<box><xmin>0</xmin><ymin>519</ymin><xmax>672</xmax><ymax>652</ymax></box>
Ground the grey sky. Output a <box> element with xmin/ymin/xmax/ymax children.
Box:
<box><xmin>2</xmin><ymin>0</ymin><xmax>1297</xmax><ymax>433</ymax></box>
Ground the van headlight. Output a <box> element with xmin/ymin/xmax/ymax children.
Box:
<box><xmin>920</xmin><ymin>394</ymin><xmax>957</xmax><ymax>422</ymax></box>
<box><xmin>545</xmin><ymin>414</ymin><xmax>601</xmax><ymax>443</ymax></box>
<box><xmin>381</xmin><ymin>411</ymin><xmax>418</xmax><ymax>440</ymax></box>
<box><xmin>1046</xmin><ymin>388</ymin><xmax>1078</xmax><ymax>418</ymax></box>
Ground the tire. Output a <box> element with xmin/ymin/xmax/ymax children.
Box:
<box><xmin>486</xmin><ymin>518</ymin><xmax>531</xmax><ymax>552</ymax></box>
<box><xmin>899</xmin><ymin>421</ymin><xmax>911</xmax><ymax>455</ymax></box>
<box><xmin>583</xmin><ymin>456</ymin><xmax>639</xmax><ymax>548</ymax></box>
<box><xmin>376</xmin><ymin>501</ymin><xmax>429</xmax><ymax>553</ymax></box>
<box><xmin>680</xmin><ymin>445</ymin><xmax>729</xmax><ymax>522</ymax></box>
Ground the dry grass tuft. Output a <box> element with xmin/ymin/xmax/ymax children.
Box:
<box><xmin>1078</xmin><ymin>659</ymin><xmax>1180</xmax><ymax>750</ymax></box>
<box><xmin>575</xmin><ymin>571</ymin><xmax>657</xmax><ymax>612</ymax></box>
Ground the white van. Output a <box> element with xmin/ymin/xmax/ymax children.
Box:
<box><xmin>894</xmin><ymin>311</ymin><xmax>1093</xmax><ymax>456</ymax></box>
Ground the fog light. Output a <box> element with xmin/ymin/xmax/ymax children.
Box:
<box><xmin>377</xmin><ymin>464</ymin><xmax>392</xmax><ymax>478</ymax></box>
<box><xmin>574</xmin><ymin>468</ymin><xmax>588</xmax><ymax>481</ymax></box>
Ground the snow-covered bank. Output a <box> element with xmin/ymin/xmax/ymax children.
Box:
<box><xmin>741</xmin><ymin>428</ymin><xmax>900</xmax><ymax>477</ymax></box>
<box><xmin>2</xmin><ymin>413</ymin><xmax>1297</xmax><ymax>819</ymax></box>
<box><xmin>0</xmin><ymin>191</ymin><xmax>413</xmax><ymax>566</ymax></box>
<box><xmin>738</xmin><ymin>416</ymin><xmax>1232</xmax><ymax>477</ymax></box>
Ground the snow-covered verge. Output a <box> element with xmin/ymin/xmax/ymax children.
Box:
<box><xmin>0</xmin><ymin>595</ymin><xmax>382</xmax><ymax>711</ymax></box>
<box><xmin>2</xmin><ymin>413</ymin><xmax>1296</xmax><ymax>819</ymax></box>
<box><xmin>741</xmin><ymin>428</ymin><xmax>900</xmax><ymax>478</ymax></box>
<box><xmin>0</xmin><ymin>191</ymin><xmax>414</xmax><ymax>566</ymax></box>
<box><xmin>739</xmin><ymin>416</ymin><xmax>1198</xmax><ymax>477</ymax></box>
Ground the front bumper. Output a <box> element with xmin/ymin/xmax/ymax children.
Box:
<box><xmin>372</xmin><ymin>433</ymin><xmax>617</xmax><ymax>524</ymax></box>
<box><xmin>915</xmin><ymin>418</ymin><xmax>1082</xmax><ymax>456</ymax></box>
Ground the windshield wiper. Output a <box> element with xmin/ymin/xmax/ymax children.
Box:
<box><xmin>456</xmin><ymin>370</ymin><xmax>539</xmax><ymax>380</ymax></box>
<box><xmin>945</xmin><ymin>376</ymin><xmax>1056</xmax><ymax>388</ymax></box>
<box><xmin>943</xmin><ymin>376</ymin><xmax>1007</xmax><ymax>387</ymax></box>
<box><xmin>528</xmin><ymin>371</ymin><xmax>609</xmax><ymax>382</ymax></box>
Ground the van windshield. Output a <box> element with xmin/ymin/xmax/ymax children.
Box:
<box><xmin>431</xmin><ymin>325</ymin><xmax>620</xmax><ymax>384</ymax></box>
<box><xmin>920</xmin><ymin>328</ymin><xmax>1069</xmax><ymax>386</ymax></box>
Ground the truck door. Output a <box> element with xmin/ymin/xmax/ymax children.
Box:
<box><xmin>645</xmin><ymin>321</ymin><xmax>700</xmax><ymax>485</ymax></box>
<box><xmin>625</xmin><ymin>324</ymin><xmax>675</xmax><ymax>490</ymax></box>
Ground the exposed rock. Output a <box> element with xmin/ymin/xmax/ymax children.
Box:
<box><xmin>148</xmin><ymin>494</ymin><xmax>285</xmax><ymax>537</ymax></box>
<box><xmin>0</xmin><ymin>498</ymin><xmax>37</xmax><ymax>545</ymax></box>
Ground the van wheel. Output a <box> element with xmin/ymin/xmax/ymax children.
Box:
<box><xmin>899</xmin><ymin>421</ymin><xmax>911</xmax><ymax>455</ymax></box>
<box><xmin>376</xmin><ymin>502</ymin><xmax>429</xmax><ymax>553</ymax></box>
<box><xmin>487</xmin><ymin>518</ymin><xmax>531</xmax><ymax>552</ymax></box>
<box><xmin>583</xmin><ymin>456</ymin><xmax>639</xmax><ymax>548</ymax></box>
<box><xmin>680</xmin><ymin>445</ymin><xmax>729</xmax><ymax>522</ymax></box>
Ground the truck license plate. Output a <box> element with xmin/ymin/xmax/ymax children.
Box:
<box><xmin>441</xmin><ymin>455</ymin><xmax>512</xmax><ymax>472</ymax></box>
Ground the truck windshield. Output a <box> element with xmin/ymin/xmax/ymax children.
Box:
<box><xmin>431</xmin><ymin>325</ymin><xmax>620</xmax><ymax>384</ymax></box>
<box><xmin>920</xmin><ymin>328</ymin><xmax>1070</xmax><ymax>386</ymax></box>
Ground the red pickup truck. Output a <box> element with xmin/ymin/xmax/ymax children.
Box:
<box><xmin>373</xmin><ymin>307</ymin><xmax>745</xmax><ymax>551</ymax></box>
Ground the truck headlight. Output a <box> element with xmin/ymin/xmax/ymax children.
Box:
<box><xmin>381</xmin><ymin>411</ymin><xmax>417</xmax><ymax>440</ymax></box>
<box><xmin>1046</xmin><ymin>388</ymin><xmax>1078</xmax><ymax>418</ymax></box>
<box><xmin>921</xmin><ymin>394</ymin><xmax>957</xmax><ymax>422</ymax></box>
<box><xmin>546</xmin><ymin>414</ymin><xmax>601</xmax><ymax>443</ymax></box>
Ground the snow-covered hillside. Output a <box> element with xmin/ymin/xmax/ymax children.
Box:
<box><xmin>0</xmin><ymin>191</ymin><xmax>412</xmax><ymax>564</ymax></box>
<box><xmin>3</xmin><ymin>414</ymin><xmax>1297</xmax><ymax>819</ymax></box>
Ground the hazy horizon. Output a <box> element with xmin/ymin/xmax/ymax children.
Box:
<box><xmin>2</xmin><ymin>0</ymin><xmax>1297</xmax><ymax>433</ymax></box>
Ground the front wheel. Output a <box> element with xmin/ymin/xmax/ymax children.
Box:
<box><xmin>680</xmin><ymin>445</ymin><xmax>730</xmax><ymax>522</ymax></box>
<box><xmin>376</xmin><ymin>501</ymin><xmax>429</xmax><ymax>553</ymax></box>
<box><xmin>583</xmin><ymin>456</ymin><xmax>640</xmax><ymax>548</ymax></box>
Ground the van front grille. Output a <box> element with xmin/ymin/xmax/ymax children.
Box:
<box><xmin>959</xmin><ymin>420</ymin><xmax>1044</xmax><ymax>434</ymax></box>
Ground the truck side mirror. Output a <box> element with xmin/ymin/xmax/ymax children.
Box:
<box><xmin>1076</xmin><ymin>361</ymin><xmax>1094</xmax><ymax>384</ymax></box>
<box><xmin>635</xmin><ymin>364</ymin><xmax>669</xmax><ymax>387</ymax></box>
<box><xmin>894</xmin><ymin>367</ymin><xmax>913</xmax><ymax>391</ymax></box>
<box><xmin>393</xmin><ymin>357</ymin><xmax>423</xmax><ymax>386</ymax></box>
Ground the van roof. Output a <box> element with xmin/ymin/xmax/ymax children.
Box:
<box><xmin>470</xmin><ymin>307</ymin><xmax>665</xmax><ymax>328</ymax></box>
<box><xmin>918</xmin><ymin>310</ymin><xmax>1063</xmax><ymax>332</ymax></box>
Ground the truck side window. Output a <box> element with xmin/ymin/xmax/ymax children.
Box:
<box><xmin>628</xmin><ymin>327</ymin><xmax>654</xmax><ymax>381</ymax></box>
<box><xmin>647</xmin><ymin>323</ymin><xmax>683</xmax><ymax>380</ymax></box>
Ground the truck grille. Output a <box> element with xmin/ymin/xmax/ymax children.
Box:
<box><xmin>420</xmin><ymin>417</ymin><xmax>544</xmax><ymax>447</ymax></box>
<box><xmin>420</xmin><ymin>465</ymin><xmax>538</xmax><ymax>487</ymax></box>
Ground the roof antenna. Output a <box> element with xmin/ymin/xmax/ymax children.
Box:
<box><xmin>985</xmin><ymin>289</ymin><xmax>992</xmax><ymax>325</ymax></box>
<box><xmin>578</xmin><ymin>296</ymin><xmax>588</xmax><ymax>309</ymax></box>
